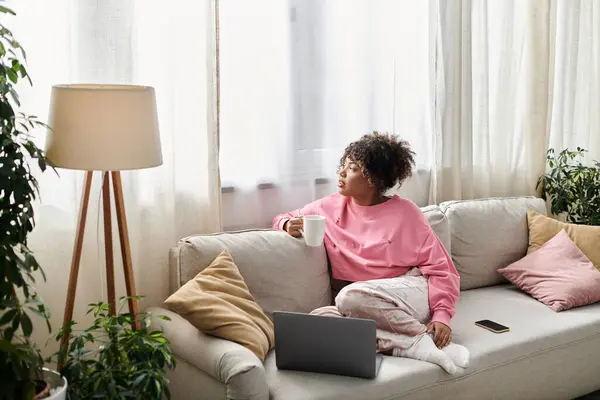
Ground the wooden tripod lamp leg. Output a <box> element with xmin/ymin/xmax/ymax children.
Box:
<box><xmin>112</xmin><ymin>171</ymin><xmax>140</xmax><ymax>330</ymax></box>
<box><xmin>58</xmin><ymin>171</ymin><xmax>93</xmax><ymax>371</ymax></box>
<box><xmin>102</xmin><ymin>171</ymin><xmax>116</xmax><ymax>315</ymax></box>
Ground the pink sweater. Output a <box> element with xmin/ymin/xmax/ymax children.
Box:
<box><xmin>272</xmin><ymin>193</ymin><xmax>460</xmax><ymax>327</ymax></box>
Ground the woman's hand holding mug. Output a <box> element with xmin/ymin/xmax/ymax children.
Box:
<box><xmin>285</xmin><ymin>217</ymin><xmax>304</xmax><ymax>238</ymax></box>
<box><xmin>285</xmin><ymin>215</ymin><xmax>325</xmax><ymax>246</ymax></box>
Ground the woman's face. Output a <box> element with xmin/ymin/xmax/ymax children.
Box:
<box><xmin>338</xmin><ymin>157</ymin><xmax>375</xmax><ymax>198</ymax></box>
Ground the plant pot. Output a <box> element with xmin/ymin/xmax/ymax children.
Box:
<box><xmin>40</xmin><ymin>368</ymin><xmax>68</xmax><ymax>400</ymax></box>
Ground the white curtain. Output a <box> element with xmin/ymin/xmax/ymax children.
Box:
<box><xmin>431</xmin><ymin>0</ymin><xmax>600</xmax><ymax>203</ymax></box>
<box><xmin>431</xmin><ymin>0</ymin><xmax>553</xmax><ymax>202</ymax></box>
<box><xmin>547</xmin><ymin>0</ymin><xmax>600</xmax><ymax>161</ymax></box>
<box><xmin>219</xmin><ymin>0</ymin><xmax>435</xmax><ymax>230</ymax></box>
<box><xmin>5</xmin><ymin>0</ymin><xmax>221</xmax><ymax>350</ymax></box>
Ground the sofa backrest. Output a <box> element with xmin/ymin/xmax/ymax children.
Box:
<box><xmin>421</xmin><ymin>205</ymin><xmax>451</xmax><ymax>253</ymax></box>
<box><xmin>171</xmin><ymin>230</ymin><xmax>332</xmax><ymax>319</ymax></box>
<box><xmin>440</xmin><ymin>196</ymin><xmax>547</xmax><ymax>290</ymax></box>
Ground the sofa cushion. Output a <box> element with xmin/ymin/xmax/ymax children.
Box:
<box><xmin>420</xmin><ymin>205</ymin><xmax>450</xmax><ymax>253</ymax></box>
<box><xmin>527</xmin><ymin>209</ymin><xmax>600</xmax><ymax>270</ymax></box>
<box><xmin>263</xmin><ymin>284</ymin><xmax>600</xmax><ymax>400</ymax></box>
<box><xmin>164</xmin><ymin>249</ymin><xmax>275</xmax><ymax>361</ymax></box>
<box><xmin>440</xmin><ymin>197</ymin><xmax>547</xmax><ymax>290</ymax></box>
<box><xmin>499</xmin><ymin>230</ymin><xmax>600</xmax><ymax>312</ymax></box>
<box><xmin>176</xmin><ymin>230</ymin><xmax>331</xmax><ymax>319</ymax></box>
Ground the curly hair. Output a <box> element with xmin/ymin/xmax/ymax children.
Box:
<box><xmin>338</xmin><ymin>131</ymin><xmax>416</xmax><ymax>194</ymax></box>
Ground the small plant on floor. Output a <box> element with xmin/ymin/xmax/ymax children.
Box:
<box><xmin>537</xmin><ymin>147</ymin><xmax>600</xmax><ymax>226</ymax></box>
<box><xmin>0</xmin><ymin>5</ymin><xmax>54</xmax><ymax>400</ymax></box>
<box><xmin>53</xmin><ymin>296</ymin><xmax>176</xmax><ymax>400</ymax></box>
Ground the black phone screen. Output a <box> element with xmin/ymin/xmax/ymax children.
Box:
<box><xmin>475</xmin><ymin>319</ymin><xmax>509</xmax><ymax>331</ymax></box>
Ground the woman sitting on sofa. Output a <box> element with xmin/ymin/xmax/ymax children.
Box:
<box><xmin>272</xmin><ymin>132</ymin><xmax>470</xmax><ymax>375</ymax></box>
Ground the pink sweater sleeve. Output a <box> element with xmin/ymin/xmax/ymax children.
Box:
<box><xmin>272</xmin><ymin>199</ymin><xmax>321</xmax><ymax>231</ymax></box>
<box><xmin>417</xmin><ymin>231</ymin><xmax>460</xmax><ymax>328</ymax></box>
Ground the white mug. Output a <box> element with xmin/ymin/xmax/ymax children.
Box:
<box><xmin>302</xmin><ymin>215</ymin><xmax>326</xmax><ymax>247</ymax></box>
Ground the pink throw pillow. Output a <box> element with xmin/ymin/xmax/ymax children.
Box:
<box><xmin>498</xmin><ymin>229</ymin><xmax>600</xmax><ymax>312</ymax></box>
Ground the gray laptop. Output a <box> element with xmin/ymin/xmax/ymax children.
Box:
<box><xmin>273</xmin><ymin>311</ymin><xmax>383</xmax><ymax>379</ymax></box>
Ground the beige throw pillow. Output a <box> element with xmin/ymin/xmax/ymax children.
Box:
<box><xmin>527</xmin><ymin>209</ymin><xmax>600</xmax><ymax>270</ymax></box>
<box><xmin>164</xmin><ymin>249</ymin><xmax>274</xmax><ymax>361</ymax></box>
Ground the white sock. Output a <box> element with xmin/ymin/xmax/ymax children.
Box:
<box><xmin>393</xmin><ymin>334</ymin><xmax>462</xmax><ymax>375</ymax></box>
<box><xmin>442</xmin><ymin>343</ymin><xmax>471</xmax><ymax>369</ymax></box>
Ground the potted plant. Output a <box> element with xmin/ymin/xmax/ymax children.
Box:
<box><xmin>53</xmin><ymin>297</ymin><xmax>175</xmax><ymax>400</ymax></box>
<box><xmin>0</xmin><ymin>5</ymin><xmax>66</xmax><ymax>400</ymax></box>
<box><xmin>537</xmin><ymin>147</ymin><xmax>600</xmax><ymax>226</ymax></box>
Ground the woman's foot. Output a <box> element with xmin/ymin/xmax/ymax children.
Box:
<box><xmin>442</xmin><ymin>342</ymin><xmax>471</xmax><ymax>369</ymax></box>
<box><xmin>393</xmin><ymin>334</ymin><xmax>462</xmax><ymax>375</ymax></box>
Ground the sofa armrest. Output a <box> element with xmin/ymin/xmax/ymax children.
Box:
<box><xmin>148</xmin><ymin>307</ymin><xmax>269</xmax><ymax>400</ymax></box>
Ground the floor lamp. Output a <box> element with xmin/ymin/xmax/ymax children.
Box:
<box><xmin>44</xmin><ymin>84</ymin><xmax>162</xmax><ymax>367</ymax></box>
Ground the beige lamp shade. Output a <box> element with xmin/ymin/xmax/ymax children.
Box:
<box><xmin>45</xmin><ymin>84</ymin><xmax>163</xmax><ymax>171</ymax></box>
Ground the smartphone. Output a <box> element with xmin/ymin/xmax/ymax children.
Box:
<box><xmin>475</xmin><ymin>319</ymin><xmax>510</xmax><ymax>334</ymax></box>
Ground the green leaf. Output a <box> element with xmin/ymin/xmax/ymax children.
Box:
<box><xmin>19</xmin><ymin>46</ymin><xmax>27</xmax><ymax>61</ymax></box>
<box><xmin>4</xmin><ymin>327</ymin><xmax>15</xmax><ymax>341</ymax></box>
<box><xmin>9</xmin><ymin>87</ymin><xmax>20</xmax><ymax>106</ymax></box>
<box><xmin>132</xmin><ymin>373</ymin><xmax>146</xmax><ymax>387</ymax></box>
<box><xmin>27</xmin><ymin>305</ymin><xmax>45</xmax><ymax>318</ymax></box>
<box><xmin>6</xmin><ymin>67</ymin><xmax>18</xmax><ymax>83</ymax></box>
<box><xmin>0</xmin><ymin>5</ymin><xmax>16</xmax><ymax>15</ymax></box>
<box><xmin>21</xmin><ymin>311</ymin><xmax>33</xmax><ymax>336</ymax></box>
<box><xmin>38</xmin><ymin>157</ymin><xmax>46</xmax><ymax>172</ymax></box>
<box><xmin>11</xmin><ymin>311</ymin><xmax>20</xmax><ymax>332</ymax></box>
<box><xmin>18</xmin><ymin>64</ymin><xmax>27</xmax><ymax>78</ymax></box>
<box><xmin>0</xmin><ymin>309</ymin><xmax>18</xmax><ymax>325</ymax></box>
<box><xmin>0</xmin><ymin>338</ymin><xmax>18</xmax><ymax>353</ymax></box>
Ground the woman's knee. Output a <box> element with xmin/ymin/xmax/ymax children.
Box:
<box><xmin>335</xmin><ymin>284</ymin><xmax>369</xmax><ymax>315</ymax></box>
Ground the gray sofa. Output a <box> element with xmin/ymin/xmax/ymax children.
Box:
<box><xmin>149</xmin><ymin>196</ymin><xmax>600</xmax><ymax>400</ymax></box>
